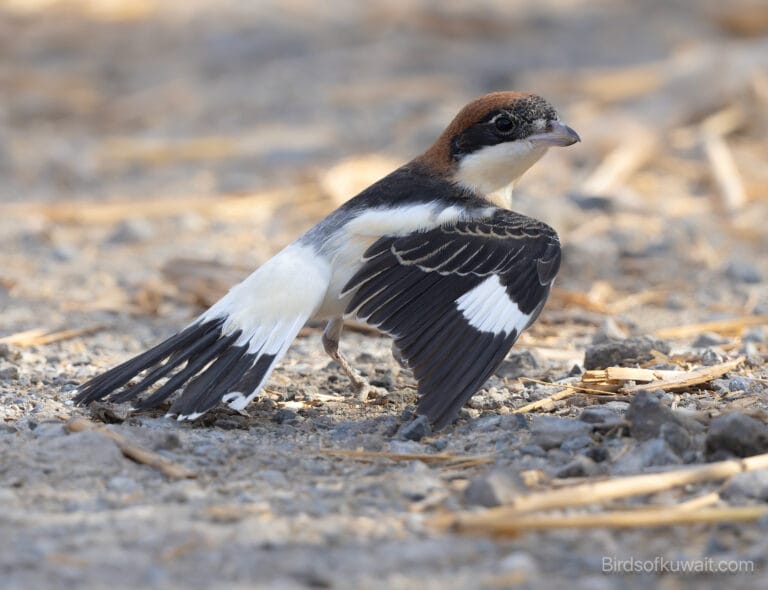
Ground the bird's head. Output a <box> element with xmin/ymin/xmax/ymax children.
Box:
<box><xmin>420</xmin><ymin>91</ymin><xmax>580</xmax><ymax>199</ymax></box>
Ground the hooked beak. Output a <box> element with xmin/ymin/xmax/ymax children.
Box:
<box><xmin>529</xmin><ymin>121</ymin><xmax>581</xmax><ymax>147</ymax></box>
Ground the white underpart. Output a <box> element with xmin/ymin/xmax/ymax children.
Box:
<box><xmin>455</xmin><ymin>140</ymin><xmax>548</xmax><ymax>206</ymax></box>
<box><xmin>317</xmin><ymin>202</ymin><xmax>491</xmax><ymax>318</ymax></box>
<box><xmin>195</xmin><ymin>242</ymin><xmax>330</xmax><ymax>412</ymax></box>
<box><xmin>455</xmin><ymin>275</ymin><xmax>531</xmax><ymax>336</ymax></box>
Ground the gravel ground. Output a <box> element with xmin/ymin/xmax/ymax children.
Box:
<box><xmin>1</xmin><ymin>1</ymin><xmax>768</xmax><ymax>589</ymax></box>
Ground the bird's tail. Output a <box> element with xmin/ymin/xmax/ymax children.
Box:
<box><xmin>74</xmin><ymin>243</ymin><xmax>328</xmax><ymax>419</ymax></box>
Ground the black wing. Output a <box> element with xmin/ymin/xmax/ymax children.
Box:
<box><xmin>342</xmin><ymin>210</ymin><xmax>561</xmax><ymax>429</ymax></box>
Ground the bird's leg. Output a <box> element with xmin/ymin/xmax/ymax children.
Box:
<box><xmin>322</xmin><ymin>319</ymin><xmax>388</xmax><ymax>401</ymax></box>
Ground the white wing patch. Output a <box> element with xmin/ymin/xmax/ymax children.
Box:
<box><xmin>455</xmin><ymin>275</ymin><xmax>530</xmax><ymax>336</ymax></box>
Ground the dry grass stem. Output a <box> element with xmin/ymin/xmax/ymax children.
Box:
<box><xmin>582</xmin><ymin>367</ymin><xmax>682</xmax><ymax>383</ymax></box>
<box><xmin>580</xmin><ymin>358</ymin><xmax>743</xmax><ymax>394</ymax></box>
<box><xmin>0</xmin><ymin>185</ymin><xmax>325</xmax><ymax>224</ymax></box>
<box><xmin>620</xmin><ymin>357</ymin><xmax>743</xmax><ymax>393</ymax></box>
<box><xmin>442</xmin><ymin>451</ymin><xmax>768</xmax><ymax>520</ymax></box>
<box><xmin>0</xmin><ymin>325</ymin><xmax>105</xmax><ymax>347</ymax></box>
<box><xmin>441</xmin><ymin>505</ymin><xmax>768</xmax><ymax>535</ymax></box>
<box><xmin>654</xmin><ymin>316</ymin><xmax>768</xmax><ymax>339</ymax></box>
<box><xmin>703</xmin><ymin>131</ymin><xmax>748</xmax><ymax>211</ymax></box>
<box><xmin>580</xmin><ymin>132</ymin><xmax>657</xmax><ymax>195</ymax></box>
<box><xmin>512</xmin><ymin>388</ymin><xmax>579</xmax><ymax>413</ymax></box>
<box><xmin>319</xmin><ymin>448</ymin><xmax>494</xmax><ymax>467</ymax></box>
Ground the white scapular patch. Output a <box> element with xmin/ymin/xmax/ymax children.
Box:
<box><xmin>455</xmin><ymin>275</ymin><xmax>530</xmax><ymax>336</ymax></box>
<box><xmin>342</xmin><ymin>203</ymin><xmax>466</xmax><ymax>239</ymax></box>
<box><xmin>318</xmin><ymin>202</ymin><xmax>492</xmax><ymax>318</ymax></box>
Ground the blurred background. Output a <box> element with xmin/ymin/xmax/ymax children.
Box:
<box><xmin>1</xmin><ymin>0</ymin><xmax>767</xmax><ymax>333</ymax></box>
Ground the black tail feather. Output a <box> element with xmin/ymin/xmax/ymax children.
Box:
<box><xmin>74</xmin><ymin>319</ymin><xmax>224</xmax><ymax>406</ymax></box>
<box><xmin>131</xmin><ymin>329</ymin><xmax>241</xmax><ymax>409</ymax></box>
<box><xmin>109</xmin><ymin>327</ymin><xmax>222</xmax><ymax>404</ymax></box>
<box><xmin>168</xmin><ymin>335</ymin><xmax>250</xmax><ymax>416</ymax></box>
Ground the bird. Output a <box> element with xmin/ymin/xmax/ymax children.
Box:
<box><xmin>74</xmin><ymin>91</ymin><xmax>580</xmax><ymax>429</ymax></box>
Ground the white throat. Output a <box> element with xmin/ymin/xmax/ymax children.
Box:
<box><xmin>454</xmin><ymin>141</ymin><xmax>548</xmax><ymax>208</ymax></box>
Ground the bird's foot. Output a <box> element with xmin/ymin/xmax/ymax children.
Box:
<box><xmin>351</xmin><ymin>378</ymin><xmax>389</xmax><ymax>402</ymax></box>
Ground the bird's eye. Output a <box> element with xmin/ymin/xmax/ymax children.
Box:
<box><xmin>495</xmin><ymin>117</ymin><xmax>513</xmax><ymax>133</ymax></box>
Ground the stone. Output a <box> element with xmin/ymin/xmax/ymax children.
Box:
<box><xmin>556</xmin><ymin>455</ymin><xmax>602</xmax><ymax>478</ymax></box>
<box><xmin>464</xmin><ymin>469</ymin><xmax>526</xmax><ymax>507</ymax></box>
<box><xmin>530</xmin><ymin>416</ymin><xmax>592</xmax><ymax>450</ymax></box>
<box><xmin>107</xmin><ymin>476</ymin><xmax>140</xmax><ymax>493</ymax></box>
<box><xmin>700</xmin><ymin>348</ymin><xmax>724</xmax><ymax>366</ymax></box>
<box><xmin>0</xmin><ymin>365</ymin><xmax>20</xmax><ymax>380</ymax></box>
<box><xmin>519</xmin><ymin>444</ymin><xmax>547</xmax><ymax>457</ymax></box>
<box><xmin>387</xmin><ymin>440</ymin><xmax>426</xmax><ymax>455</ymax></box>
<box><xmin>706</xmin><ymin>413</ymin><xmax>768</xmax><ymax>459</ymax></box>
<box><xmin>397</xmin><ymin>415</ymin><xmax>431</xmax><ymax>441</ymax></box>
<box><xmin>591</xmin><ymin>318</ymin><xmax>629</xmax><ymax>344</ymax></box>
<box><xmin>107</xmin><ymin>219</ymin><xmax>154</xmax><ymax>244</ymax></box>
<box><xmin>585</xmin><ymin>446</ymin><xmax>610</xmax><ymax>462</ymax></box>
<box><xmin>395</xmin><ymin>461</ymin><xmax>441</xmax><ymax>502</ymax></box>
<box><xmin>579</xmin><ymin>406</ymin><xmax>624</xmax><ymax>424</ymax></box>
<box><xmin>568</xmin><ymin>192</ymin><xmax>614</xmax><ymax>211</ymax></box>
<box><xmin>0</xmin><ymin>344</ymin><xmax>21</xmax><ymax>361</ymax></box>
<box><xmin>660</xmin><ymin>422</ymin><xmax>693</xmax><ymax>455</ymax></box>
<box><xmin>498</xmin><ymin>551</ymin><xmax>539</xmax><ymax>579</ymax></box>
<box><xmin>721</xmin><ymin>471</ymin><xmax>768</xmax><ymax>502</ymax></box>
<box><xmin>561</xmin><ymin>434</ymin><xmax>594</xmax><ymax>452</ymax></box>
<box><xmin>497</xmin><ymin>350</ymin><xmax>539</xmax><ymax>379</ymax></box>
<box><xmin>626</xmin><ymin>390</ymin><xmax>682</xmax><ymax>441</ymax></box>
<box><xmin>724</xmin><ymin>260</ymin><xmax>762</xmax><ymax>284</ymax></box>
<box><xmin>726</xmin><ymin>376</ymin><xmax>753</xmax><ymax>393</ymax></box>
<box><xmin>272</xmin><ymin>408</ymin><xmax>298</xmax><ymax>424</ymax></box>
<box><xmin>691</xmin><ymin>332</ymin><xmax>728</xmax><ymax>348</ymax></box>
<box><xmin>612</xmin><ymin>439</ymin><xmax>682</xmax><ymax>474</ymax></box>
<box><xmin>584</xmin><ymin>336</ymin><xmax>671</xmax><ymax>370</ymax></box>
<box><xmin>743</xmin><ymin>327</ymin><xmax>765</xmax><ymax>343</ymax></box>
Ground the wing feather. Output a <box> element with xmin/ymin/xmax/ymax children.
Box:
<box><xmin>343</xmin><ymin>209</ymin><xmax>560</xmax><ymax>428</ymax></box>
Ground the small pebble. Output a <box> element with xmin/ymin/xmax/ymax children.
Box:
<box><xmin>699</xmin><ymin>348</ymin><xmax>724</xmax><ymax>366</ymax></box>
<box><xmin>273</xmin><ymin>408</ymin><xmax>298</xmax><ymax>424</ymax></box>
<box><xmin>0</xmin><ymin>344</ymin><xmax>21</xmax><ymax>361</ymax></box>
<box><xmin>585</xmin><ymin>446</ymin><xmax>609</xmax><ymax>463</ymax></box>
<box><xmin>397</xmin><ymin>415</ymin><xmax>431</xmax><ymax>441</ymax></box>
<box><xmin>743</xmin><ymin>327</ymin><xmax>765</xmax><ymax>343</ymax></box>
<box><xmin>727</xmin><ymin>376</ymin><xmax>752</xmax><ymax>393</ymax></box>
<box><xmin>579</xmin><ymin>406</ymin><xmax>622</xmax><ymax>424</ymax></box>
<box><xmin>626</xmin><ymin>390</ymin><xmax>682</xmax><ymax>441</ymax></box>
<box><xmin>107</xmin><ymin>476</ymin><xmax>140</xmax><ymax>494</ymax></box>
<box><xmin>706</xmin><ymin>413</ymin><xmax>768</xmax><ymax>459</ymax></box>
<box><xmin>497</xmin><ymin>350</ymin><xmax>538</xmax><ymax>379</ymax></box>
<box><xmin>520</xmin><ymin>444</ymin><xmax>547</xmax><ymax>457</ymax></box>
<box><xmin>691</xmin><ymin>332</ymin><xmax>728</xmax><ymax>348</ymax></box>
<box><xmin>584</xmin><ymin>336</ymin><xmax>670</xmax><ymax>370</ymax></box>
<box><xmin>0</xmin><ymin>365</ymin><xmax>20</xmax><ymax>380</ymax></box>
<box><xmin>530</xmin><ymin>416</ymin><xmax>592</xmax><ymax>450</ymax></box>
<box><xmin>464</xmin><ymin>469</ymin><xmax>526</xmax><ymax>507</ymax></box>
<box><xmin>724</xmin><ymin>260</ymin><xmax>762</xmax><ymax>284</ymax></box>
<box><xmin>613</xmin><ymin>439</ymin><xmax>681</xmax><ymax>474</ymax></box>
<box><xmin>107</xmin><ymin>219</ymin><xmax>154</xmax><ymax>244</ymax></box>
<box><xmin>556</xmin><ymin>455</ymin><xmax>602</xmax><ymax>478</ymax></box>
<box><xmin>721</xmin><ymin>471</ymin><xmax>768</xmax><ymax>502</ymax></box>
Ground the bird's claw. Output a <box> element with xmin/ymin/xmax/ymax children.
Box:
<box><xmin>352</xmin><ymin>381</ymin><xmax>389</xmax><ymax>402</ymax></box>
